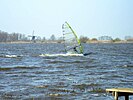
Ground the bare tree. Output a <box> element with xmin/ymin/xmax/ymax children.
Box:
<box><xmin>0</xmin><ymin>30</ymin><xmax>8</xmax><ymax>42</ymax></box>
<box><xmin>50</xmin><ymin>34</ymin><xmax>56</xmax><ymax>41</ymax></box>
<box><xmin>80</xmin><ymin>36</ymin><xmax>89</xmax><ymax>43</ymax></box>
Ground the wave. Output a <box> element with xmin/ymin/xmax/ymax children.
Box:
<box><xmin>39</xmin><ymin>53</ymin><xmax>84</xmax><ymax>57</ymax></box>
<box><xmin>0</xmin><ymin>66</ymin><xmax>39</xmax><ymax>71</ymax></box>
<box><xmin>0</xmin><ymin>55</ymin><xmax>23</xmax><ymax>58</ymax></box>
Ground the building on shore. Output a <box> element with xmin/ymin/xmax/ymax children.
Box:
<box><xmin>125</xmin><ymin>36</ymin><xmax>133</xmax><ymax>42</ymax></box>
<box><xmin>98</xmin><ymin>36</ymin><xmax>113</xmax><ymax>43</ymax></box>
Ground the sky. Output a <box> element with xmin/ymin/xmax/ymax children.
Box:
<box><xmin>0</xmin><ymin>0</ymin><xmax>133</xmax><ymax>39</ymax></box>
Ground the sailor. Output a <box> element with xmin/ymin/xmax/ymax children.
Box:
<box><xmin>73</xmin><ymin>46</ymin><xmax>79</xmax><ymax>53</ymax></box>
<box><xmin>32</xmin><ymin>36</ymin><xmax>35</xmax><ymax>41</ymax></box>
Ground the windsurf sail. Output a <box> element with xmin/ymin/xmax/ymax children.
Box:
<box><xmin>62</xmin><ymin>22</ymin><xmax>83</xmax><ymax>54</ymax></box>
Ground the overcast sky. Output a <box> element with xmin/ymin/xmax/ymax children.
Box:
<box><xmin>0</xmin><ymin>0</ymin><xmax>133</xmax><ymax>39</ymax></box>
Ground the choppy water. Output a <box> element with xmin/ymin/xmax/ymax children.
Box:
<box><xmin>0</xmin><ymin>43</ymin><xmax>133</xmax><ymax>100</ymax></box>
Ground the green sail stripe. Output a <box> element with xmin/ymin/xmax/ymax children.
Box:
<box><xmin>65</xmin><ymin>22</ymin><xmax>83</xmax><ymax>54</ymax></box>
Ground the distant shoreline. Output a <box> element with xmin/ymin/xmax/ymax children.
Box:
<box><xmin>88</xmin><ymin>40</ymin><xmax>133</xmax><ymax>44</ymax></box>
<box><xmin>0</xmin><ymin>41</ymin><xmax>133</xmax><ymax>44</ymax></box>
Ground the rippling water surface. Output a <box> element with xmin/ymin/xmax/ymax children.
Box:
<box><xmin>0</xmin><ymin>43</ymin><xmax>133</xmax><ymax>100</ymax></box>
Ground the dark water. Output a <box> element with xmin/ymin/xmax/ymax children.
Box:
<box><xmin>0</xmin><ymin>43</ymin><xmax>133</xmax><ymax>100</ymax></box>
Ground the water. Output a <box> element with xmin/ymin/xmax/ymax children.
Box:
<box><xmin>0</xmin><ymin>43</ymin><xmax>133</xmax><ymax>100</ymax></box>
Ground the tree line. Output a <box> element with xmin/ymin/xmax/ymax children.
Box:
<box><xmin>1</xmin><ymin>30</ymin><xmax>132</xmax><ymax>43</ymax></box>
<box><xmin>0</xmin><ymin>30</ymin><xmax>60</xmax><ymax>43</ymax></box>
<box><xmin>0</xmin><ymin>30</ymin><xmax>28</xmax><ymax>42</ymax></box>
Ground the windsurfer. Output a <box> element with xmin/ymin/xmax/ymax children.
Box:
<box><xmin>73</xmin><ymin>45</ymin><xmax>82</xmax><ymax>54</ymax></box>
<box><xmin>73</xmin><ymin>46</ymin><xmax>78</xmax><ymax>53</ymax></box>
